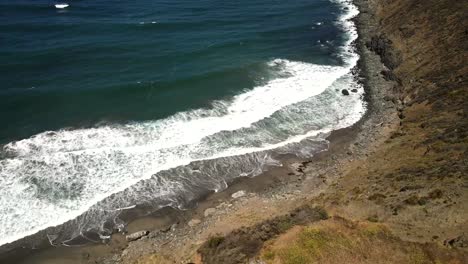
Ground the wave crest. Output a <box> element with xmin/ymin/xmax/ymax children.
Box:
<box><xmin>0</xmin><ymin>0</ymin><xmax>364</xmax><ymax>246</ymax></box>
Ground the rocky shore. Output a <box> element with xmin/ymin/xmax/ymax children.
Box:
<box><xmin>3</xmin><ymin>0</ymin><xmax>466</xmax><ymax>263</ymax></box>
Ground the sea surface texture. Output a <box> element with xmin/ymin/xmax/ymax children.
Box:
<box><xmin>0</xmin><ymin>0</ymin><xmax>364</xmax><ymax>246</ymax></box>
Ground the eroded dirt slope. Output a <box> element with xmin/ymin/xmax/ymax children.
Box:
<box><xmin>323</xmin><ymin>0</ymin><xmax>468</xmax><ymax>243</ymax></box>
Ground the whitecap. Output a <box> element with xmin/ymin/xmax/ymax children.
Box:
<box><xmin>0</xmin><ymin>0</ymin><xmax>363</xmax><ymax>246</ymax></box>
<box><xmin>55</xmin><ymin>4</ymin><xmax>69</xmax><ymax>9</ymax></box>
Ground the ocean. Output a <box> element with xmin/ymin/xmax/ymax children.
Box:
<box><xmin>0</xmin><ymin>0</ymin><xmax>364</xmax><ymax>246</ymax></box>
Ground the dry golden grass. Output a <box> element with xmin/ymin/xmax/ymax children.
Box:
<box><xmin>260</xmin><ymin>218</ymin><xmax>466</xmax><ymax>264</ymax></box>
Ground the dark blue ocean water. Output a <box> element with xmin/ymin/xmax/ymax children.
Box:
<box><xmin>1</xmin><ymin>0</ymin><xmax>342</xmax><ymax>143</ymax></box>
<box><xmin>0</xmin><ymin>0</ymin><xmax>364</xmax><ymax>247</ymax></box>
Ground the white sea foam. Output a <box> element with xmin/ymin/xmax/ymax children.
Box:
<box><xmin>0</xmin><ymin>0</ymin><xmax>362</xmax><ymax>246</ymax></box>
<box><xmin>55</xmin><ymin>4</ymin><xmax>69</xmax><ymax>9</ymax></box>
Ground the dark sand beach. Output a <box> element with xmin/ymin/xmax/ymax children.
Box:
<box><xmin>1</xmin><ymin>0</ymin><xmax>467</xmax><ymax>263</ymax></box>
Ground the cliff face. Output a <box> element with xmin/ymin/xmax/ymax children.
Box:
<box><xmin>328</xmin><ymin>0</ymin><xmax>468</xmax><ymax>243</ymax></box>
<box><xmin>364</xmin><ymin>0</ymin><xmax>467</xmax><ymax>208</ymax></box>
<box><xmin>374</xmin><ymin>0</ymin><xmax>467</xmax><ymax>140</ymax></box>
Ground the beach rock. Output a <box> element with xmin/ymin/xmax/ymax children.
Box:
<box><xmin>341</xmin><ymin>89</ymin><xmax>350</xmax><ymax>95</ymax></box>
<box><xmin>188</xmin><ymin>219</ymin><xmax>201</xmax><ymax>227</ymax></box>
<box><xmin>232</xmin><ymin>190</ymin><xmax>246</xmax><ymax>199</ymax></box>
<box><xmin>351</xmin><ymin>88</ymin><xmax>358</xmax><ymax>93</ymax></box>
<box><xmin>126</xmin><ymin>230</ymin><xmax>149</xmax><ymax>242</ymax></box>
<box><xmin>216</xmin><ymin>202</ymin><xmax>227</xmax><ymax>209</ymax></box>
<box><xmin>204</xmin><ymin>208</ymin><xmax>216</xmax><ymax>217</ymax></box>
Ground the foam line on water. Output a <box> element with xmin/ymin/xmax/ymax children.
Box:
<box><xmin>0</xmin><ymin>60</ymin><xmax>347</xmax><ymax>246</ymax></box>
<box><xmin>6</xmin><ymin>60</ymin><xmax>346</xmax><ymax>157</ymax></box>
<box><xmin>0</xmin><ymin>0</ymin><xmax>362</xmax><ymax>246</ymax></box>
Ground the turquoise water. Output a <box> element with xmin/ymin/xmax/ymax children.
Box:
<box><xmin>0</xmin><ymin>0</ymin><xmax>364</xmax><ymax>246</ymax></box>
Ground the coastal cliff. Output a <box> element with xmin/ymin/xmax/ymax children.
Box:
<box><xmin>6</xmin><ymin>0</ymin><xmax>466</xmax><ymax>263</ymax></box>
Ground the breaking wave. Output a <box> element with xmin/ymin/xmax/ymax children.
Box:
<box><xmin>0</xmin><ymin>0</ymin><xmax>363</xmax><ymax>246</ymax></box>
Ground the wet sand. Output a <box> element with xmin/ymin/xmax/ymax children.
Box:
<box><xmin>0</xmin><ymin>117</ymin><xmax>374</xmax><ymax>264</ymax></box>
<box><xmin>0</xmin><ymin>0</ymin><xmax>400</xmax><ymax>262</ymax></box>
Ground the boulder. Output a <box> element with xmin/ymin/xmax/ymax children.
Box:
<box><xmin>231</xmin><ymin>190</ymin><xmax>246</xmax><ymax>199</ymax></box>
<box><xmin>126</xmin><ymin>230</ymin><xmax>149</xmax><ymax>242</ymax></box>
<box><xmin>188</xmin><ymin>219</ymin><xmax>201</xmax><ymax>227</ymax></box>
<box><xmin>351</xmin><ymin>89</ymin><xmax>358</xmax><ymax>93</ymax></box>
<box><xmin>341</xmin><ymin>89</ymin><xmax>350</xmax><ymax>95</ymax></box>
<box><xmin>204</xmin><ymin>208</ymin><xmax>216</xmax><ymax>217</ymax></box>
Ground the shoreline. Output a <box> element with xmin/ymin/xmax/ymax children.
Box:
<box><xmin>1</xmin><ymin>0</ymin><xmax>363</xmax><ymax>248</ymax></box>
<box><xmin>5</xmin><ymin>0</ymin><xmax>466</xmax><ymax>262</ymax></box>
<box><xmin>107</xmin><ymin>0</ymin><xmax>468</xmax><ymax>261</ymax></box>
<box><xmin>0</xmin><ymin>121</ymin><xmax>379</xmax><ymax>264</ymax></box>
<box><xmin>0</xmin><ymin>1</ymin><xmax>384</xmax><ymax>263</ymax></box>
